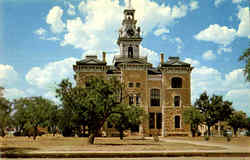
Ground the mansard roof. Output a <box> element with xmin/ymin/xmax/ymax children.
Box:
<box><xmin>161</xmin><ymin>57</ymin><xmax>190</xmax><ymax>67</ymax></box>
<box><xmin>76</xmin><ymin>55</ymin><xmax>106</xmax><ymax>65</ymax></box>
<box><xmin>113</xmin><ymin>56</ymin><xmax>151</xmax><ymax>66</ymax></box>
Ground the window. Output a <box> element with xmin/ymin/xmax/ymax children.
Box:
<box><xmin>150</xmin><ymin>89</ymin><xmax>160</xmax><ymax>106</ymax></box>
<box><xmin>149</xmin><ymin>113</ymin><xmax>155</xmax><ymax>129</ymax></box>
<box><xmin>156</xmin><ymin>113</ymin><xmax>162</xmax><ymax>129</ymax></box>
<box><xmin>107</xmin><ymin>121</ymin><xmax>113</xmax><ymax>128</ymax></box>
<box><xmin>172</xmin><ymin>77</ymin><xmax>182</xmax><ymax>88</ymax></box>
<box><xmin>136</xmin><ymin>82</ymin><xmax>141</xmax><ymax>88</ymax></box>
<box><xmin>175</xmin><ymin>116</ymin><xmax>180</xmax><ymax>128</ymax></box>
<box><xmin>174</xmin><ymin>96</ymin><xmax>180</xmax><ymax>107</ymax></box>
<box><xmin>129</xmin><ymin>95</ymin><xmax>134</xmax><ymax>105</ymax></box>
<box><xmin>128</xmin><ymin>82</ymin><xmax>133</xmax><ymax>88</ymax></box>
<box><xmin>136</xmin><ymin>94</ymin><xmax>140</xmax><ymax>105</ymax></box>
<box><xmin>128</xmin><ymin>46</ymin><xmax>133</xmax><ymax>58</ymax></box>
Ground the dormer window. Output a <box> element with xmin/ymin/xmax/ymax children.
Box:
<box><xmin>128</xmin><ymin>46</ymin><xmax>133</xmax><ymax>58</ymax></box>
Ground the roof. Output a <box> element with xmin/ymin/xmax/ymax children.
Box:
<box><xmin>76</xmin><ymin>55</ymin><xmax>106</xmax><ymax>65</ymax></box>
<box><xmin>161</xmin><ymin>57</ymin><xmax>190</xmax><ymax>67</ymax></box>
<box><xmin>148</xmin><ymin>68</ymin><xmax>161</xmax><ymax>75</ymax></box>
<box><xmin>113</xmin><ymin>56</ymin><xmax>151</xmax><ymax>66</ymax></box>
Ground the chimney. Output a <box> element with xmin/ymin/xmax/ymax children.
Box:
<box><xmin>102</xmin><ymin>51</ymin><xmax>106</xmax><ymax>63</ymax></box>
<box><xmin>160</xmin><ymin>53</ymin><xmax>164</xmax><ymax>64</ymax></box>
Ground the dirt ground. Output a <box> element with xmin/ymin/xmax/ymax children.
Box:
<box><xmin>0</xmin><ymin>135</ymin><xmax>250</xmax><ymax>154</ymax></box>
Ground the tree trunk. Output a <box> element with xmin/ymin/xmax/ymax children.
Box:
<box><xmin>0</xmin><ymin>127</ymin><xmax>5</xmax><ymax>137</ymax></box>
<box><xmin>33</xmin><ymin>126</ymin><xmax>38</xmax><ymax>140</ymax></box>
<box><xmin>88</xmin><ymin>133</ymin><xmax>95</xmax><ymax>144</ymax></box>
<box><xmin>233</xmin><ymin>128</ymin><xmax>237</xmax><ymax>137</ymax></box>
<box><xmin>207</xmin><ymin>125</ymin><xmax>211</xmax><ymax>136</ymax></box>
<box><xmin>119</xmin><ymin>130</ymin><xmax>124</xmax><ymax>140</ymax></box>
<box><xmin>83</xmin><ymin>125</ymin><xmax>86</xmax><ymax>136</ymax></box>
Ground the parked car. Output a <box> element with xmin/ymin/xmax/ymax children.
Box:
<box><xmin>223</xmin><ymin>130</ymin><xmax>232</xmax><ymax>136</ymax></box>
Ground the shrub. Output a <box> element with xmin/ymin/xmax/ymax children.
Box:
<box><xmin>204</xmin><ymin>135</ymin><xmax>210</xmax><ymax>141</ymax></box>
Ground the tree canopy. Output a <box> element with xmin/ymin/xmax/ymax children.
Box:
<box><xmin>239</xmin><ymin>47</ymin><xmax>250</xmax><ymax>82</ymax></box>
<box><xmin>13</xmin><ymin>97</ymin><xmax>57</xmax><ymax>139</ymax></box>
<box><xmin>0</xmin><ymin>97</ymin><xmax>12</xmax><ymax>137</ymax></box>
<box><xmin>108</xmin><ymin>104</ymin><xmax>145</xmax><ymax>140</ymax></box>
<box><xmin>56</xmin><ymin>76</ymin><xmax>140</xmax><ymax>144</ymax></box>
<box><xmin>227</xmin><ymin>110</ymin><xmax>247</xmax><ymax>136</ymax></box>
<box><xmin>194</xmin><ymin>92</ymin><xmax>233</xmax><ymax>136</ymax></box>
<box><xmin>183</xmin><ymin>106</ymin><xmax>204</xmax><ymax>137</ymax></box>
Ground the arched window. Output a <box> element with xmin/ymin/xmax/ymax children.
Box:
<box><xmin>175</xmin><ymin>116</ymin><xmax>180</xmax><ymax>128</ymax></box>
<box><xmin>128</xmin><ymin>46</ymin><xmax>133</xmax><ymax>58</ymax></box>
<box><xmin>171</xmin><ymin>77</ymin><xmax>182</xmax><ymax>88</ymax></box>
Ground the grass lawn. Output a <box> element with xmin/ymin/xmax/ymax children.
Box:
<box><xmin>0</xmin><ymin>135</ymin><xmax>226</xmax><ymax>154</ymax></box>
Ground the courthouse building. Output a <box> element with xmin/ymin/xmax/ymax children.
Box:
<box><xmin>73</xmin><ymin>5</ymin><xmax>193</xmax><ymax>136</ymax></box>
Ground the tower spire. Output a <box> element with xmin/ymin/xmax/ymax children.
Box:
<box><xmin>128</xmin><ymin>0</ymin><xmax>132</xmax><ymax>9</ymax></box>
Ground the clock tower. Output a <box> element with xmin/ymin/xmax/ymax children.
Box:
<box><xmin>116</xmin><ymin>2</ymin><xmax>142</xmax><ymax>59</ymax></box>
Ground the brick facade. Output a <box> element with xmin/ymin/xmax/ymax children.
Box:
<box><xmin>73</xmin><ymin>7</ymin><xmax>193</xmax><ymax>137</ymax></box>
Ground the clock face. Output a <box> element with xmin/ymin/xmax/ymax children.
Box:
<box><xmin>127</xmin><ymin>29</ymin><xmax>134</xmax><ymax>36</ymax></box>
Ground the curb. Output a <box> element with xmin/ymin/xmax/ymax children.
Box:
<box><xmin>2</xmin><ymin>152</ymin><xmax>250</xmax><ymax>158</ymax></box>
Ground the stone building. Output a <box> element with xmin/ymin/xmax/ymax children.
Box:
<box><xmin>73</xmin><ymin>5</ymin><xmax>193</xmax><ymax>136</ymax></box>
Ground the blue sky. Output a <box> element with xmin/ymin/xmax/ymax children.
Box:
<box><xmin>0</xmin><ymin>0</ymin><xmax>249</xmax><ymax>115</ymax></box>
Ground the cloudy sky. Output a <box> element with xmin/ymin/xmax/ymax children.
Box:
<box><xmin>0</xmin><ymin>0</ymin><xmax>249</xmax><ymax>115</ymax></box>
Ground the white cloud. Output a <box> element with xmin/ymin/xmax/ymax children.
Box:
<box><xmin>232</xmin><ymin>0</ymin><xmax>246</xmax><ymax>3</ymax></box>
<box><xmin>44</xmin><ymin>90</ymin><xmax>60</xmax><ymax>104</ymax></box>
<box><xmin>3</xmin><ymin>88</ymin><xmax>26</xmax><ymax>100</ymax></box>
<box><xmin>194</xmin><ymin>24</ymin><xmax>237</xmax><ymax>46</ymax></box>
<box><xmin>217</xmin><ymin>47</ymin><xmax>232</xmax><ymax>55</ymax></box>
<box><xmin>46</xmin><ymin>37</ymin><xmax>60</xmax><ymax>41</ymax></box>
<box><xmin>202</xmin><ymin>50</ymin><xmax>216</xmax><ymax>60</ymax></box>
<box><xmin>62</xmin><ymin>0</ymin><xmax>123</xmax><ymax>51</ymax></box>
<box><xmin>175</xmin><ymin>37</ymin><xmax>183</xmax><ymax>54</ymax></box>
<box><xmin>214</xmin><ymin>0</ymin><xmax>225</xmax><ymax>7</ymax></box>
<box><xmin>237</xmin><ymin>7</ymin><xmax>250</xmax><ymax>38</ymax></box>
<box><xmin>140</xmin><ymin>46</ymin><xmax>160</xmax><ymax>67</ymax></box>
<box><xmin>46</xmin><ymin>6</ymin><xmax>65</xmax><ymax>33</ymax></box>
<box><xmin>189</xmin><ymin>1</ymin><xmax>199</xmax><ymax>11</ymax></box>
<box><xmin>67</xmin><ymin>2</ymin><xmax>76</xmax><ymax>16</ymax></box>
<box><xmin>154</xmin><ymin>27</ymin><xmax>170</xmax><ymax>36</ymax></box>
<box><xmin>26</xmin><ymin>57</ymin><xmax>77</xmax><ymax>89</ymax></box>
<box><xmin>0</xmin><ymin>64</ymin><xmax>18</xmax><ymax>87</ymax></box>
<box><xmin>61</xmin><ymin>0</ymin><xmax>191</xmax><ymax>51</ymax></box>
<box><xmin>190</xmin><ymin>60</ymin><xmax>250</xmax><ymax>115</ymax></box>
<box><xmin>34</xmin><ymin>27</ymin><xmax>47</xmax><ymax>36</ymax></box>
<box><xmin>225</xmin><ymin>89</ymin><xmax>250</xmax><ymax>116</ymax></box>
<box><xmin>184</xmin><ymin>58</ymin><xmax>200</xmax><ymax>67</ymax></box>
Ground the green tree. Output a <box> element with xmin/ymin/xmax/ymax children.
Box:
<box><xmin>227</xmin><ymin>110</ymin><xmax>247</xmax><ymax>136</ymax></box>
<box><xmin>183</xmin><ymin>106</ymin><xmax>204</xmax><ymax>137</ymax></box>
<box><xmin>56</xmin><ymin>76</ymin><xmax>130</xmax><ymax>144</ymax></box>
<box><xmin>108</xmin><ymin>104</ymin><xmax>145</xmax><ymax>140</ymax></box>
<box><xmin>0</xmin><ymin>97</ymin><xmax>12</xmax><ymax>137</ymax></box>
<box><xmin>246</xmin><ymin>117</ymin><xmax>250</xmax><ymax>131</ymax></box>
<box><xmin>194</xmin><ymin>92</ymin><xmax>233</xmax><ymax>136</ymax></box>
<box><xmin>239</xmin><ymin>47</ymin><xmax>250</xmax><ymax>82</ymax></box>
<box><xmin>56</xmin><ymin>79</ymin><xmax>87</xmax><ymax>137</ymax></box>
<box><xmin>13</xmin><ymin>97</ymin><xmax>57</xmax><ymax>140</ymax></box>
